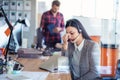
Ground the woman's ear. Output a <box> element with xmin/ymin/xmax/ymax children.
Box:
<box><xmin>78</xmin><ymin>29</ymin><xmax>82</xmax><ymax>33</ymax></box>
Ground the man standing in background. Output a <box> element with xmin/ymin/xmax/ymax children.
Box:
<box><xmin>40</xmin><ymin>0</ymin><xmax>64</xmax><ymax>49</ymax></box>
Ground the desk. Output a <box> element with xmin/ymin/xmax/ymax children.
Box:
<box><xmin>16</xmin><ymin>57</ymin><xmax>71</xmax><ymax>80</ymax></box>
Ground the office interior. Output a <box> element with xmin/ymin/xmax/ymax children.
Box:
<box><xmin>0</xmin><ymin>0</ymin><xmax>120</xmax><ymax>80</ymax></box>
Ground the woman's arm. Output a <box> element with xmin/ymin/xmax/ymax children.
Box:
<box><xmin>81</xmin><ymin>42</ymin><xmax>100</xmax><ymax>80</ymax></box>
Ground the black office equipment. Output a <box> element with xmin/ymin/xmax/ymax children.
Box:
<box><xmin>13</xmin><ymin>60</ymin><xmax>24</xmax><ymax>71</ymax></box>
<box><xmin>0</xmin><ymin>58</ymin><xmax>3</xmax><ymax>74</ymax></box>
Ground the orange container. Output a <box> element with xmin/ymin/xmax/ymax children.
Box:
<box><xmin>100</xmin><ymin>44</ymin><xmax>119</xmax><ymax>77</ymax></box>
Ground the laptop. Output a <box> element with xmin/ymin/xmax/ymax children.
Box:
<box><xmin>39</xmin><ymin>55</ymin><xmax>69</xmax><ymax>73</ymax></box>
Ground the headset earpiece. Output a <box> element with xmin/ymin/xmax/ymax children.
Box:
<box><xmin>71</xmin><ymin>19</ymin><xmax>82</xmax><ymax>33</ymax></box>
<box><xmin>78</xmin><ymin>29</ymin><xmax>82</xmax><ymax>33</ymax></box>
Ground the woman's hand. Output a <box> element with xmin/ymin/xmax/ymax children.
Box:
<box><xmin>62</xmin><ymin>34</ymin><xmax>70</xmax><ymax>50</ymax></box>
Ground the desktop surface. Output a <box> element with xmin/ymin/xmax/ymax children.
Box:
<box><xmin>16</xmin><ymin>57</ymin><xmax>71</xmax><ymax>80</ymax></box>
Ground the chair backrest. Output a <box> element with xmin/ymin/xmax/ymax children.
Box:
<box><xmin>36</xmin><ymin>27</ymin><xmax>43</xmax><ymax>48</ymax></box>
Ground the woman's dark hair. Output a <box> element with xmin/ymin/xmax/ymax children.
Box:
<box><xmin>65</xmin><ymin>19</ymin><xmax>91</xmax><ymax>40</ymax></box>
<box><xmin>52</xmin><ymin>0</ymin><xmax>60</xmax><ymax>6</ymax></box>
<box><xmin>0</xmin><ymin>12</ymin><xmax>3</xmax><ymax>17</ymax></box>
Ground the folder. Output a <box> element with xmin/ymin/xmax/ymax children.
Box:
<box><xmin>47</xmin><ymin>24</ymin><xmax>56</xmax><ymax>35</ymax></box>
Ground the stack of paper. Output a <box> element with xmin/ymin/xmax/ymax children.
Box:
<box><xmin>0</xmin><ymin>71</ymin><xmax>49</xmax><ymax>80</ymax></box>
<box><xmin>58</xmin><ymin>56</ymin><xmax>69</xmax><ymax>73</ymax></box>
<box><xmin>6</xmin><ymin>75</ymin><xmax>32</xmax><ymax>80</ymax></box>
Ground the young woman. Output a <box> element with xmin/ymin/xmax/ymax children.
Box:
<box><xmin>62</xmin><ymin>19</ymin><xmax>100</xmax><ymax>80</ymax></box>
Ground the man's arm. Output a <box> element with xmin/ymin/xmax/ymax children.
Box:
<box><xmin>60</xmin><ymin>14</ymin><xmax>65</xmax><ymax>31</ymax></box>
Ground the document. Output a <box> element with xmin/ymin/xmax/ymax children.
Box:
<box><xmin>58</xmin><ymin>56</ymin><xmax>70</xmax><ymax>73</ymax></box>
<box><xmin>6</xmin><ymin>75</ymin><xmax>31</xmax><ymax>80</ymax></box>
<box><xmin>47</xmin><ymin>24</ymin><xmax>55</xmax><ymax>35</ymax></box>
<box><xmin>0</xmin><ymin>71</ymin><xmax>49</xmax><ymax>80</ymax></box>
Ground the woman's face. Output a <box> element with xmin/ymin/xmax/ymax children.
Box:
<box><xmin>66</xmin><ymin>26</ymin><xmax>80</xmax><ymax>42</ymax></box>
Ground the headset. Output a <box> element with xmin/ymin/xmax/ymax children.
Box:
<box><xmin>68</xmin><ymin>19</ymin><xmax>82</xmax><ymax>43</ymax></box>
<box><xmin>69</xmin><ymin>19</ymin><xmax>82</xmax><ymax>33</ymax></box>
<box><xmin>69</xmin><ymin>19</ymin><xmax>92</xmax><ymax>40</ymax></box>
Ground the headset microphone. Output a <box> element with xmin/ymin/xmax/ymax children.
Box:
<box><xmin>71</xmin><ymin>34</ymin><xmax>80</xmax><ymax>43</ymax></box>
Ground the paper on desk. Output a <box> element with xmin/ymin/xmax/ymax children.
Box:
<box><xmin>0</xmin><ymin>71</ymin><xmax>49</xmax><ymax>80</ymax></box>
<box><xmin>6</xmin><ymin>75</ymin><xmax>32</xmax><ymax>80</ymax></box>
<box><xmin>58</xmin><ymin>56</ymin><xmax>70</xmax><ymax>73</ymax></box>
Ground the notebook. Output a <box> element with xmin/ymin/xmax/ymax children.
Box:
<box><xmin>47</xmin><ymin>24</ymin><xmax>55</xmax><ymax>35</ymax></box>
<box><xmin>39</xmin><ymin>55</ymin><xmax>69</xmax><ymax>73</ymax></box>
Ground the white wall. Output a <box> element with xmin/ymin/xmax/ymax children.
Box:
<box><xmin>73</xmin><ymin>16</ymin><xmax>102</xmax><ymax>36</ymax></box>
<box><xmin>73</xmin><ymin>16</ymin><xmax>120</xmax><ymax>45</ymax></box>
